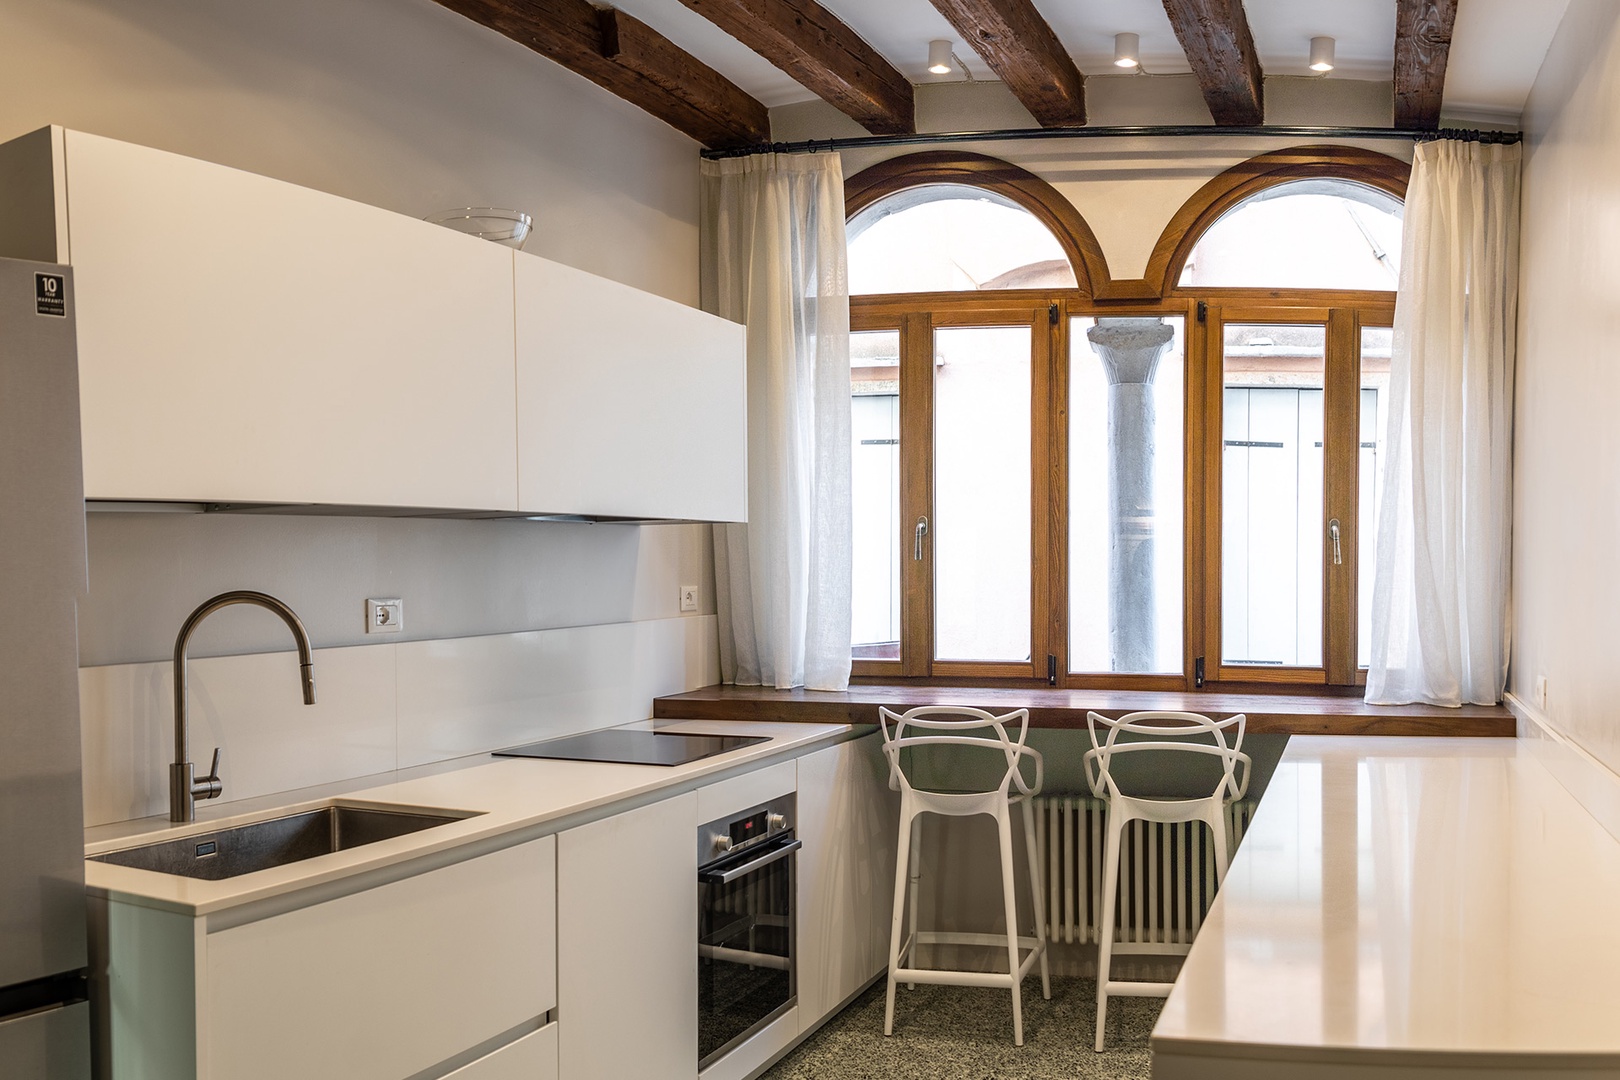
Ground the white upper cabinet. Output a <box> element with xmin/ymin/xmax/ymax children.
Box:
<box><xmin>515</xmin><ymin>253</ymin><xmax>747</xmax><ymax>522</ymax></box>
<box><xmin>60</xmin><ymin>130</ymin><xmax>519</xmax><ymax>510</ymax></box>
<box><xmin>0</xmin><ymin>128</ymin><xmax>746</xmax><ymax>519</ymax></box>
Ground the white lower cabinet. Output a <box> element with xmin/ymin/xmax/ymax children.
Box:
<box><xmin>443</xmin><ymin>1022</ymin><xmax>558</xmax><ymax>1080</ymax></box>
<box><xmin>795</xmin><ymin>734</ymin><xmax>899</xmax><ymax>1029</ymax></box>
<box><xmin>99</xmin><ymin>837</ymin><xmax>556</xmax><ymax>1080</ymax></box>
<box><xmin>97</xmin><ymin>740</ymin><xmax>899</xmax><ymax>1080</ymax></box>
<box><xmin>556</xmin><ymin>793</ymin><xmax>698</xmax><ymax>1080</ymax></box>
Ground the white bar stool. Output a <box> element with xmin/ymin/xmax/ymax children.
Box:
<box><xmin>879</xmin><ymin>705</ymin><xmax>1051</xmax><ymax>1046</ymax></box>
<box><xmin>1084</xmin><ymin>710</ymin><xmax>1250</xmax><ymax>1052</ymax></box>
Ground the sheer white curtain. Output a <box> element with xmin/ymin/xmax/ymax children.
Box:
<box><xmin>700</xmin><ymin>153</ymin><xmax>852</xmax><ymax>690</ymax></box>
<box><xmin>1366</xmin><ymin>139</ymin><xmax>1521</xmax><ymax>706</ymax></box>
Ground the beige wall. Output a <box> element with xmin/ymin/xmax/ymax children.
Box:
<box><xmin>1512</xmin><ymin>1</ymin><xmax>1620</xmax><ymax>773</ymax></box>
<box><xmin>0</xmin><ymin>0</ymin><xmax>717</xmax><ymax>668</ymax></box>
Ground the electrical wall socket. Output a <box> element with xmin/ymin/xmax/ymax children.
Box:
<box><xmin>1535</xmin><ymin>674</ymin><xmax>1549</xmax><ymax>710</ymax></box>
<box><xmin>679</xmin><ymin>585</ymin><xmax>699</xmax><ymax>613</ymax></box>
<box><xmin>366</xmin><ymin>597</ymin><xmax>403</xmax><ymax>634</ymax></box>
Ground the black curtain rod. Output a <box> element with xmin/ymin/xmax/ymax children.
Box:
<box><xmin>699</xmin><ymin>124</ymin><xmax>1522</xmax><ymax>160</ymax></box>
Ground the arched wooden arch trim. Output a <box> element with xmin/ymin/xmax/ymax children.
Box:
<box><xmin>844</xmin><ymin>151</ymin><xmax>1111</xmax><ymax>298</ymax></box>
<box><xmin>845</xmin><ymin>146</ymin><xmax>1410</xmax><ymax>302</ymax></box>
<box><xmin>1142</xmin><ymin>145</ymin><xmax>1411</xmax><ymax>298</ymax></box>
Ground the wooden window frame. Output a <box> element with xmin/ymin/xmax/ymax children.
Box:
<box><xmin>845</xmin><ymin>147</ymin><xmax>1410</xmax><ymax>691</ymax></box>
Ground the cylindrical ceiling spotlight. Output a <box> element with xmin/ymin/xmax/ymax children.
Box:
<box><xmin>928</xmin><ymin>39</ymin><xmax>954</xmax><ymax>75</ymax></box>
<box><xmin>1113</xmin><ymin>32</ymin><xmax>1141</xmax><ymax>69</ymax></box>
<box><xmin>1309</xmin><ymin>36</ymin><xmax>1336</xmax><ymax>73</ymax></box>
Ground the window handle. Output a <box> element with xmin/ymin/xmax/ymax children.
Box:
<box><xmin>914</xmin><ymin>516</ymin><xmax>929</xmax><ymax>561</ymax></box>
<box><xmin>1329</xmin><ymin>518</ymin><xmax>1342</xmax><ymax>566</ymax></box>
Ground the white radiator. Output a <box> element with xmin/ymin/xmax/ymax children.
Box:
<box><xmin>1031</xmin><ymin>796</ymin><xmax>1257</xmax><ymax>946</ymax></box>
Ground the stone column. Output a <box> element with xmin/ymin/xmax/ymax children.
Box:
<box><xmin>1086</xmin><ymin>318</ymin><xmax>1174</xmax><ymax>672</ymax></box>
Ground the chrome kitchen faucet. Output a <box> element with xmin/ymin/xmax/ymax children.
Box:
<box><xmin>171</xmin><ymin>591</ymin><xmax>316</xmax><ymax>823</ymax></box>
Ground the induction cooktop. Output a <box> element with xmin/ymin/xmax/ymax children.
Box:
<box><xmin>492</xmin><ymin>729</ymin><xmax>770</xmax><ymax>767</ymax></box>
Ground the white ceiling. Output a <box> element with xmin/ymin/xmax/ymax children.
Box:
<box><xmin>1443</xmin><ymin>0</ymin><xmax>1569</xmax><ymax>121</ymax></box>
<box><xmin>604</xmin><ymin>0</ymin><xmax>1570</xmax><ymax>121</ymax></box>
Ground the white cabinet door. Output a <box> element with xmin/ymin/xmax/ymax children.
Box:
<box><xmin>796</xmin><ymin>734</ymin><xmax>898</xmax><ymax>1027</ymax></box>
<box><xmin>206</xmin><ymin>838</ymin><xmax>555</xmax><ymax>1080</ymax></box>
<box><xmin>444</xmin><ymin>1022</ymin><xmax>558</xmax><ymax>1080</ymax></box>
<box><xmin>558</xmin><ymin>792</ymin><xmax>698</xmax><ymax>1080</ymax></box>
<box><xmin>514</xmin><ymin>253</ymin><xmax>747</xmax><ymax>522</ymax></box>
<box><xmin>64</xmin><ymin>130</ymin><xmax>519</xmax><ymax>510</ymax></box>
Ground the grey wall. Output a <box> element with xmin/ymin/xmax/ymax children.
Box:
<box><xmin>0</xmin><ymin>0</ymin><xmax>700</xmax><ymax>305</ymax></box>
<box><xmin>0</xmin><ymin>0</ymin><xmax>720</xmax><ymax>669</ymax></box>
<box><xmin>79</xmin><ymin>514</ymin><xmax>715</xmax><ymax>666</ymax></box>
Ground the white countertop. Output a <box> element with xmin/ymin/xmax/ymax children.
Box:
<box><xmin>84</xmin><ymin>717</ymin><xmax>853</xmax><ymax>918</ymax></box>
<box><xmin>1153</xmin><ymin>735</ymin><xmax>1620</xmax><ymax>1074</ymax></box>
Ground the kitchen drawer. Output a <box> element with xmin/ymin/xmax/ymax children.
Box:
<box><xmin>697</xmin><ymin>759</ymin><xmax>795</xmax><ymax>824</ymax></box>
<box><xmin>206</xmin><ymin>837</ymin><xmax>555</xmax><ymax>1080</ymax></box>
<box><xmin>445</xmin><ymin>1022</ymin><xmax>558</xmax><ymax>1080</ymax></box>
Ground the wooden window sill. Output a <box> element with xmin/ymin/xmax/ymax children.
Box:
<box><xmin>652</xmin><ymin>684</ymin><xmax>1514</xmax><ymax>737</ymax></box>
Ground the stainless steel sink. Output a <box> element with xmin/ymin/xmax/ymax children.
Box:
<box><xmin>89</xmin><ymin>804</ymin><xmax>476</xmax><ymax>881</ymax></box>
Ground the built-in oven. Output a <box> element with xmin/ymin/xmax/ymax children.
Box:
<box><xmin>697</xmin><ymin>794</ymin><xmax>798</xmax><ymax>1070</ymax></box>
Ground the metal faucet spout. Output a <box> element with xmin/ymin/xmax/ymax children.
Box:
<box><xmin>171</xmin><ymin>590</ymin><xmax>316</xmax><ymax>823</ymax></box>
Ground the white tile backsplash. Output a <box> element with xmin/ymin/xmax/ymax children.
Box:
<box><xmin>395</xmin><ymin>617</ymin><xmax>718</xmax><ymax>768</ymax></box>
<box><xmin>80</xmin><ymin>615</ymin><xmax>719</xmax><ymax>826</ymax></box>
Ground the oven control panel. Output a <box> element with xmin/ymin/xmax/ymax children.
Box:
<box><xmin>699</xmin><ymin>793</ymin><xmax>794</xmax><ymax>863</ymax></box>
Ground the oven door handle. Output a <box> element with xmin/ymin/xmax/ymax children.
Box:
<box><xmin>699</xmin><ymin>836</ymin><xmax>802</xmax><ymax>885</ymax></box>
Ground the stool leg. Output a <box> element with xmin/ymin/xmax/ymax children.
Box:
<box><xmin>1095</xmin><ymin>809</ymin><xmax>1125</xmax><ymax>1052</ymax></box>
<box><xmin>884</xmin><ymin>804</ymin><xmax>915</xmax><ymax>1036</ymax></box>
<box><xmin>1020</xmin><ymin>800</ymin><xmax>1051</xmax><ymax>1000</ymax></box>
<box><xmin>997</xmin><ymin>805</ymin><xmax>1024</xmax><ymax>1046</ymax></box>
<box><xmin>1210</xmin><ymin>805</ymin><xmax>1231</xmax><ymax>883</ymax></box>
<box><xmin>906</xmin><ymin>815</ymin><xmax>922</xmax><ymax>989</ymax></box>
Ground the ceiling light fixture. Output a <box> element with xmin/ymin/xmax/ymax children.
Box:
<box><xmin>1309</xmin><ymin>36</ymin><xmax>1336</xmax><ymax>73</ymax></box>
<box><xmin>928</xmin><ymin>39</ymin><xmax>953</xmax><ymax>75</ymax></box>
<box><xmin>1113</xmin><ymin>32</ymin><xmax>1141</xmax><ymax>69</ymax></box>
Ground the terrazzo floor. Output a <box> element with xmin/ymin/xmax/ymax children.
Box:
<box><xmin>761</xmin><ymin>977</ymin><xmax>1162</xmax><ymax>1080</ymax></box>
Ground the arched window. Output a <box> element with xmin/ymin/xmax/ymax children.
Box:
<box><xmin>847</xmin><ymin>184</ymin><xmax>1078</xmax><ymax>294</ymax></box>
<box><xmin>1178</xmin><ymin>179</ymin><xmax>1404</xmax><ymax>290</ymax></box>
<box><xmin>843</xmin><ymin>147</ymin><xmax>1407</xmax><ymax>694</ymax></box>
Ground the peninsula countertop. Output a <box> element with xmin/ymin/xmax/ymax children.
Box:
<box><xmin>1153</xmin><ymin>735</ymin><xmax>1620</xmax><ymax>1078</ymax></box>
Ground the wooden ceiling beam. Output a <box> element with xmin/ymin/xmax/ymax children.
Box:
<box><xmin>926</xmin><ymin>0</ymin><xmax>1086</xmax><ymax>127</ymax></box>
<box><xmin>1161</xmin><ymin>0</ymin><xmax>1264</xmax><ymax>126</ymax></box>
<box><xmin>432</xmin><ymin>0</ymin><xmax>770</xmax><ymax>149</ymax></box>
<box><xmin>1394</xmin><ymin>0</ymin><xmax>1458</xmax><ymax>130</ymax></box>
<box><xmin>676</xmin><ymin>0</ymin><xmax>914</xmax><ymax>136</ymax></box>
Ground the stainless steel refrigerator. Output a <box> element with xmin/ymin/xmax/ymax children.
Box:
<box><xmin>0</xmin><ymin>256</ymin><xmax>91</xmax><ymax>1077</ymax></box>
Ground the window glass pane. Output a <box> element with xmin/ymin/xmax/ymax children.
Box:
<box><xmin>1358</xmin><ymin>327</ymin><xmax>1391</xmax><ymax>668</ymax></box>
<box><xmin>1180</xmin><ymin>180</ymin><xmax>1403</xmax><ymax>290</ymax></box>
<box><xmin>934</xmin><ymin>325</ymin><xmax>1031</xmax><ymax>662</ymax></box>
<box><xmin>1069</xmin><ymin>316</ymin><xmax>1185</xmax><ymax>674</ymax></box>
<box><xmin>851</xmin><ymin>331</ymin><xmax>901</xmax><ymax>659</ymax></box>
<box><xmin>1222</xmin><ymin>324</ymin><xmax>1325</xmax><ymax>668</ymax></box>
<box><xmin>848</xmin><ymin>185</ymin><xmax>1077</xmax><ymax>295</ymax></box>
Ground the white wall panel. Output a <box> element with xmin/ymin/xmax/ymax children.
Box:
<box><xmin>395</xmin><ymin>616</ymin><xmax>719</xmax><ymax>768</ymax></box>
<box><xmin>81</xmin><ymin>617</ymin><xmax>719</xmax><ymax>826</ymax></box>
<box><xmin>79</xmin><ymin>643</ymin><xmax>396</xmax><ymax>827</ymax></box>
